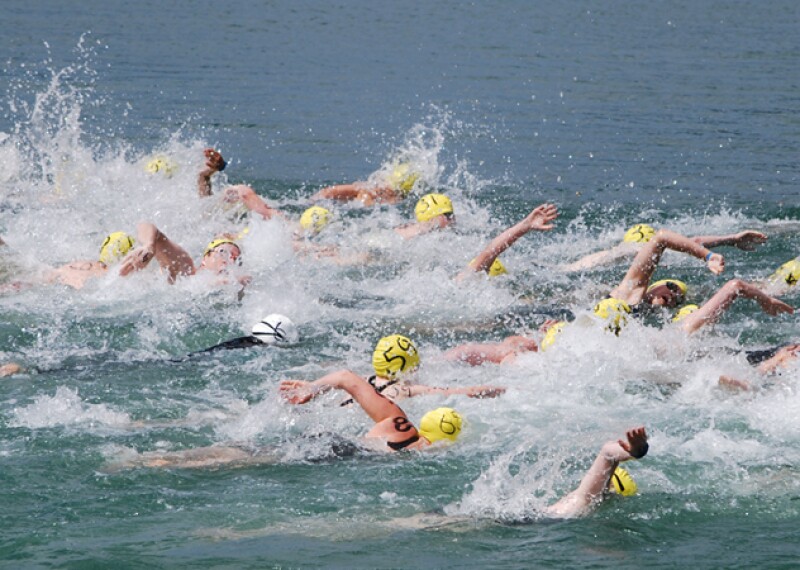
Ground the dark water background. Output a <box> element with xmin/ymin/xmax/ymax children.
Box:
<box><xmin>1</xmin><ymin>1</ymin><xmax>799</xmax><ymax>568</ymax></box>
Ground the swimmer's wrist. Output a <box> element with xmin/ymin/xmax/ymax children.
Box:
<box><xmin>704</xmin><ymin>251</ymin><xmax>714</xmax><ymax>262</ymax></box>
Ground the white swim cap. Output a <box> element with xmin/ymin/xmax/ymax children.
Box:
<box><xmin>251</xmin><ymin>314</ymin><xmax>299</xmax><ymax>345</ymax></box>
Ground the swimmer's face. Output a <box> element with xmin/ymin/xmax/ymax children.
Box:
<box><xmin>201</xmin><ymin>243</ymin><xmax>241</xmax><ymax>272</ymax></box>
<box><xmin>435</xmin><ymin>212</ymin><xmax>455</xmax><ymax>228</ymax></box>
<box><xmin>645</xmin><ymin>283</ymin><xmax>682</xmax><ymax>308</ymax></box>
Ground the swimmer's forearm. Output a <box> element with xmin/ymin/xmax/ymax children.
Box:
<box><xmin>313</xmin><ymin>185</ymin><xmax>361</xmax><ymax>201</ymax></box>
<box><xmin>654</xmin><ymin>229</ymin><xmax>713</xmax><ymax>260</ymax></box>
<box><xmin>135</xmin><ymin>222</ymin><xmax>161</xmax><ymax>249</ymax></box>
<box><xmin>692</xmin><ymin>234</ymin><xmax>737</xmax><ymax>248</ymax></box>
<box><xmin>198</xmin><ymin>170</ymin><xmax>214</xmax><ymax>197</ymax></box>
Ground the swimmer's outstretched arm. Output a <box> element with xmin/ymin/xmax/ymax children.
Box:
<box><xmin>444</xmin><ymin>336</ymin><xmax>539</xmax><ymax>366</ymax></box>
<box><xmin>311</xmin><ymin>183</ymin><xmax>365</xmax><ymax>202</ymax></box>
<box><xmin>719</xmin><ymin>343</ymin><xmax>800</xmax><ymax>392</ymax></box>
<box><xmin>611</xmin><ymin>229</ymin><xmax>724</xmax><ymax>304</ymax></box>
<box><xmin>223</xmin><ymin>185</ymin><xmax>284</xmax><ymax>221</ymax></box>
<box><xmin>679</xmin><ymin>279</ymin><xmax>794</xmax><ymax>335</ymax></box>
<box><xmin>756</xmin><ymin>343</ymin><xmax>800</xmax><ymax>374</ymax></box>
<box><xmin>281</xmin><ymin>370</ymin><xmax>422</xmax><ymax>448</ymax></box>
<box><xmin>198</xmin><ymin>148</ymin><xmax>226</xmax><ymax>197</ymax></box>
<box><xmin>281</xmin><ymin>370</ymin><xmax>405</xmax><ymax>421</ymax></box>
<box><xmin>560</xmin><ymin>242</ymin><xmax>640</xmax><ymax>273</ymax></box>
<box><xmin>119</xmin><ymin>222</ymin><xmax>195</xmax><ymax>283</ymax></box>
<box><xmin>545</xmin><ymin>427</ymin><xmax>649</xmax><ymax>518</ymax></box>
<box><xmin>395</xmin><ymin>215</ymin><xmax>453</xmax><ymax>240</ymax></box>
<box><xmin>459</xmin><ymin>203</ymin><xmax>558</xmax><ymax>278</ymax></box>
<box><xmin>692</xmin><ymin>230</ymin><xmax>767</xmax><ymax>251</ymax></box>
<box><xmin>404</xmin><ymin>384</ymin><xmax>506</xmax><ymax>399</ymax></box>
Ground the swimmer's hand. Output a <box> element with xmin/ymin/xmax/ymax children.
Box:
<box><xmin>539</xmin><ymin>318</ymin><xmax>561</xmax><ymax>334</ymax></box>
<box><xmin>119</xmin><ymin>247</ymin><xmax>155</xmax><ymax>276</ymax></box>
<box><xmin>619</xmin><ymin>426</ymin><xmax>649</xmax><ymax>459</ymax></box>
<box><xmin>0</xmin><ymin>363</ymin><xmax>22</xmax><ymax>377</ymax></box>
<box><xmin>758</xmin><ymin>295</ymin><xmax>793</xmax><ymax>317</ymax></box>
<box><xmin>706</xmin><ymin>253</ymin><xmax>725</xmax><ymax>275</ymax></box>
<box><xmin>203</xmin><ymin>148</ymin><xmax>226</xmax><ymax>172</ymax></box>
<box><xmin>466</xmin><ymin>385</ymin><xmax>506</xmax><ymax>399</ymax></box>
<box><xmin>279</xmin><ymin>380</ymin><xmax>320</xmax><ymax>405</ymax></box>
<box><xmin>719</xmin><ymin>375</ymin><xmax>753</xmax><ymax>392</ymax></box>
<box><xmin>732</xmin><ymin>230</ymin><xmax>767</xmax><ymax>251</ymax></box>
<box><xmin>525</xmin><ymin>203</ymin><xmax>559</xmax><ymax>232</ymax></box>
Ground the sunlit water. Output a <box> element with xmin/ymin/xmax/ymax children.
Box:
<box><xmin>1</xmin><ymin>2</ymin><xmax>799</xmax><ymax>567</ymax></box>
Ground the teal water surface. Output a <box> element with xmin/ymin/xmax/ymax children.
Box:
<box><xmin>1</xmin><ymin>1</ymin><xmax>799</xmax><ymax>568</ymax></box>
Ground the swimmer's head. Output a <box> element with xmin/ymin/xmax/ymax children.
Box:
<box><xmin>145</xmin><ymin>156</ymin><xmax>177</xmax><ymax>177</ymax></box>
<box><xmin>610</xmin><ymin>466</ymin><xmax>637</xmax><ymax>496</ymax></box>
<box><xmin>299</xmin><ymin>206</ymin><xmax>332</xmax><ymax>235</ymax></box>
<box><xmin>593</xmin><ymin>298</ymin><xmax>632</xmax><ymax>335</ymax></box>
<box><xmin>252</xmin><ymin>314</ymin><xmax>299</xmax><ymax>345</ymax></box>
<box><xmin>672</xmin><ymin>304</ymin><xmax>699</xmax><ymax>323</ymax></box>
<box><xmin>645</xmin><ymin>279</ymin><xmax>687</xmax><ymax>308</ymax></box>
<box><xmin>99</xmin><ymin>232</ymin><xmax>135</xmax><ymax>265</ymax></box>
<box><xmin>487</xmin><ymin>258</ymin><xmax>507</xmax><ymax>277</ymax></box>
<box><xmin>388</xmin><ymin>163</ymin><xmax>420</xmax><ymax>195</ymax></box>
<box><xmin>372</xmin><ymin>334</ymin><xmax>420</xmax><ymax>378</ymax></box>
<box><xmin>202</xmin><ymin>237</ymin><xmax>242</xmax><ymax>270</ymax></box>
<box><xmin>623</xmin><ymin>224</ymin><xmax>655</xmax><ymax>243</ymax></box>
<box><xmin>418</xmin><ymin>407</ymin><xmax>463</xmax><ymax>443</ymax></box>
<box><xmin>540</xmin><ymin>321</ymin><xmax>567</xmax><ymax>351</ymax></box>
<box><xmin>415</xmin><ymin>193</ymin><xmax>454</xmax><ymax>223</ymax></box>
<box><xmin>768</xmin><ymin>259</ymin><xmax>800</xmax><ymax>288</ymax></box>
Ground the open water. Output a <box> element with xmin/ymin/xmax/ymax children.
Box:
<box><xmin>1</xmin><ymin>1</ymin><xmax>799</xmax><ymax>568</ymax></box>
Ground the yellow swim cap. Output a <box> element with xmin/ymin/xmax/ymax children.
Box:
<box><xmin>388</xmin><ymin>163</ymin><xmax>419</xmax><ymax>195</ymax></box>
<box><xmin>768</xmin><ymin>259</ymin><xmax>800</xmax><ymax>287</ymax></box>
<box><xmin>672</xmin><ymin>304</ymin><xmax>700</xmax><ymax>322</ymax></box>
<box><xmin>593</xmin><ymin>298</ymin><xmax>632</xmax><ymax>335</ymax></box>
<box><xmin>415</xmin><ymin>193</ymin><xmax>454</xmax><ymax>222</ymax></box>
<box><xmin>372</xmin><ymin>334</ymin><xmax>420</xmax><ymax>378</ymax></box>
<box><xmin>99</xmin><ymin>232</ymin><xmax>135</xmax><ymax>265</ymax></box>
<box><xmin>299</xmin><ymin>206</ymin><xmax>332</xmax><ymax>234</ymax></box>
<box><xmin>204</xmin><ymin>237</ymin><xmax>240</xmax><ymax>256</ymax></box>
<box><xmin>418</xmin><ymin>407</ymin><xmax>463</xmax><ymax>443</ymax></box>
<box><xmin>470</xmin><ymin>257</ymin><xmax>508</xmax><ymax>276</ymax></box>
<box><xmin>488</xmin><ymin>258</ymin><xmax>507</xmax><ymax>277</ymax></box>
<box><xmin>623</xmin><ymin>224</ymin><xmax>656</xmax><ymax>243</ymax></box>
<box><xmin>540</xmin><ymin>321</ymin><xmax>567</xmax><ymax>351</ymax></box>
<box><xmin>145</xmin><ymin>156</ymin><xmax>176</xmax><ymax>177</ymax></box>
<box><xmin>610</xmin><ymin>466</ymin><xmax>637</xmax><ymax>496</ymax></box>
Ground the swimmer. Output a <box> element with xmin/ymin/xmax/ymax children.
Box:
<box><xmin>119</xmin><ymin>222</ymin><xmax>248</xmax><ymax>287</ymax></box>
<box><xmin>676</xmin><ymin>278</ymin><xmax>793</xmax><ymax>335</ymax></box>
<box><xmin>606</xmin><ymin>228</ymin><xmax>725</xmax><ymax>312</ymax></box>
<box><xmin>562</xmin><ymin>224</ymin><xmax>767</xmax><ymax>273</ymax></box>
<box><xmin>388</xmin><ymin>426</ymin><xmax>649</xmax><ymax>524</ymax></box>
<box><xmin>394</xmin><ymin>193</ymin><xmax>455</xmax><ymax>239</ymax></box>
<box><xmin>198</xmin><ymin>148</ymin><xmax>283</xmax><ymax>221</ymax></box>
<box><xmin>188</xmin><ymin>314</ymin><xmax>300</xmax><ymax>356</ymax></box>
<box><xmin>280</xmin><ymin>370</ymin><xmax>465</xmax><ymax>452</ymax></box>
<box><xmin>456</xmin><ymin>202</ymin><xmax>559</xmax><ymax>280</ymax></box>
<box><xmin>311</xmin><ymin>163</ymin><xmax>419</xmax><ymax>206</ymax></box>
<box><xmin>0</xmin><ymin>231</ymin><xmax>136</xmax><ymax>291</ymax></box>
<box><xmin>109</xmin><ymin>370</ymin><xmax>467</xmax><ymax>471</ymax></box>
<box><xmin>544</xmin><ymin>426</ymin><xmax>649</xmax><ymax>517</ymax></box>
